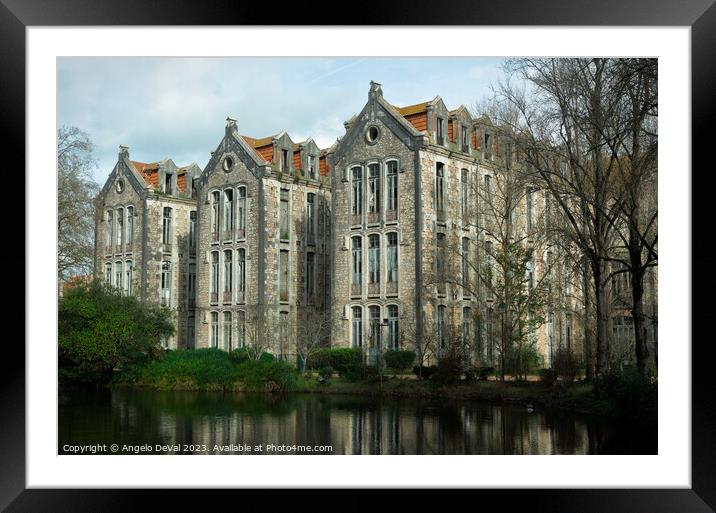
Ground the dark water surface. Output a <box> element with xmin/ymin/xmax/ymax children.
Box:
<box><xmin>58</xmin><ymin>388</ymin><xmax>656</xmax><ymax>455</ymax></box>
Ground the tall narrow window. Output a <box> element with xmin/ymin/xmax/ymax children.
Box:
<box><xmin>223</xmin><ymin>250</ymin><xmax>233</xmax><ymax>303</ymax></box>
<box><xmin>386</xmin><ymin>161</ymin><xmax>398</xmax><ymax>219</ymax></box>
<box><xmin>484</xmin><ymin>175</ymin><xmax>493</xmax><ymax>206</ymax></box>
<box><xmin>279</xmin><ymin>250</ymin><xmax>289</xmax><ymax>302</ymax></box>
<box><xmin>306</xmin><ymin>252</ymin><xmax>315</xmax><ymax>299</ymax></box>
<box><xmin>211</xmin><ymin>191</ymin><xmax>220</xmax><ymax>242</ymax></box>
<box><xmin>368</xmin><ymin>163</ymin><xmax>381</xmax><ymax>214</ymax></box>
<box><xmin>223</xmin><ymin>311</ymin><xmax>233</xmax><ymax>351</ymax></box>
<box><xmin>237</xmin><ymin>249</ymin><xmax>246</xmax><ymax>302</ymax></box>
<box><xmin>484</xmin><ymin>133</ymin><xmax>492</xmax><ymax>160</ymax></box>
<box><xmin>437</xmin><ymin>305</ymin><xmax>446</xmax><ymax>349</ymax></box>
<box><xmin>114</xmin><ymin>261</ymin><xmax>123</xmax><ymax>290</ymax></box>
<box><xmin>187</xmin><ymin>313</ymin><xmax>195</xmax><ymax>348</ymax></box>
<box><xmin>124</xmin><ymin>260</ymin><xmax>132</xmax><ymax>295</ymax></box>
<box><xmin>279</xmin><ymin>311</ymin><xmax>289</xmax><ymax>360</ymax></box>
<box><xmin>237</xmin><ymin>187</ymin><xmax>247</xmax><ymax>238</ymax></box>
<box><xmin>544</xmin><ymin>190</ymin><xmax>551</xmax><ymax>231</ymax></box>
<box><xmin>125</xmin><ymin>206</ymin><xmax>134</xmax><ymax>251</ymax></box>
<box><xmin>386</xmin><ymin>232</ymin><xmax>398</xmax><ymax>284</ymax></box>
<box><xmin>223</xmin><ymin>189</ymin><xmax>234</xmax><ymax>237</ymax></box>
<box><xmin>164</xmin><ymin>172</ymin><xmax>173</xmax><ymax>195</ymax></box>
<box><xmin>351</xmin><ymin>236</ymin><xmax>362</xmax><ymax>295</ymax></box>
<box><xmin>485</xmin><ymin>241</ymin><xmax>494</xmax><ymax>300</ymax></box>
<box><xmin>435</xmin><ymin>163</ymin><xmax>445</xmax><ymax>217</ymax></box>
<box><xmin>526</xmin><ymin>188</ymin><xmax>535</xmax><ymax>232</ymax></box>
<box><xmin>352</xmin><ymin>307</ymin><xmax>363</xmax><ymax>348</ymax></box>
<box><xmin>210</xmin><ymin>312</ymin><xmax>219</xmax><ymax>348</ymax></box>
<box><xmin>237</xmin><ymin>311</ymin><xmax>246</xmax><ymax>348</ymax></box>
<box><xmin>306</xmin><ymin>193</ymin><xmax>315</xmax><ymax>244</ymax></box>
<box><xmin>461</xmin><ymin>169</ymin><xmax>469</xmax><ymax>218</ymax></box>
<box><xmin>160</xmin><ymin>261</ymin><xmax>171</xmax><ymax>306</ymax></box>
<box><xmin>461</xmin><ymin>126</ymin><xmax>469</xmax><ymax>152</ymax></box>
<box><xmin>106</xmin><ymin>210</ymin><xmax>113</xmax><ymax>252</ymax></box>
<box><xmin>387</xmin><ymin>305</ymin><xmax>399</xmax><ymax>349</ymax></box>
<box><xmin>188</xmin><ymin>262</ymin><xmax>196</xmax><ymax>307</ymax></box>
<box><xmin>463</xmin><ymin>307</ymin><xmax>472</xmax><ymax>351</ymax></box>
<box><xmin>280</xmin><ymin>189</ymin><xmax>289</xmax><ymax>240</ymax></box>
<box><xmin>282</xmin><ymin>149</ymin><xmax>289</xmax><ymax>172</ymax></box>
<box><xmin>369</xmin><ymin>306</ymin><xmax>381</xmax><ymax>349</ymax></box>
<box><xmin>189</xmin><ymin>211</ymin><xmax>197</xmax><ymax>255</ymax></box>
<box><xmin>547</xmin><ymin>313</ymin><xmax>554</xmax><ymax>367</ymax></box>
<box><xmin>436</xmin><ymin>117</ymin><xmax>444</xmax><ymax>145</ymax></box>
<box><xmin>105</xmin><ymin>262</ymin><xmax>112</xmax><ymax>285</ymax></box>
<box><xmin>526</xmin><ymin>259</ymin><xmax>534</xmax><ymax>292</ymax></box>
<box><xmin>116</xmin><ymin>207</ymin><xmax>124</xmax><ymax>252</ymax></box>
<box><xmin>436</xmin><ymin>233</ymin><xmax>446</xmax><ymax>295</ymax></box>
<box><xmin>162</xmin><ymin>207</ymin><xmax>172</xmax><ymax>245</ymax></box>
<box><xmin>368</xmin><ymin>234</ymin><xmax>380</xmax><ymax>285</ymax></box>
<box><xmin>485</xmin><ymin>308</ymin><xmax>494</xmax><ymax>363</ymax></box>
<box><xmin>351</xmin><ymin>167</ymin><xmax>363</xmax><ymax>218</ymax></box>
<box><xmin>307</xmin><ymin>155</ymin><xmax>316</xmax><ymax>179</ymax></box>
<box><xmin>462</xmin><ymin>237</ymin><xmax>470</xmax><ymax>294</ymax></box>
<box><xmin>210</xmin><ymin>252</ymin><xmax>219</xmax><ymax>303</ymax></box>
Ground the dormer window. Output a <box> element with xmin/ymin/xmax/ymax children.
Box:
<box><xmin>307</xmin><ymin>155</ymin><xmax>316</xmax><ymax>179</ymax></box>
<box><xmin>484</xmin><ymin>133</ymin><xmax>493</xmax><ymax>161</ymax></box>
<box><xmin>461</xmin><ymin>126</ymin><xmax>469</xmax><ymax>153</ymax></box>
<box><xmin>436</xmin><ymin>117</ymin><xmax>445</xmax><ymax>145</ymax></box>
<box><xmin>164</xmin><ymin>173</ymin><xmax>173</xmax><ymax>195</ymax></box>
<box><xmin>281</xmin><ymin>149</ymin><xmax>289</xmax><ymax>173</ymax></box>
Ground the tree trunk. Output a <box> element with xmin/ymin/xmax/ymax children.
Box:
<box><xmin>631</xmin><ymin>266</ymin><xmax>649</xmax><ymax>378</ymax></box>
<box><xmin>582</xmin><ymin>257</ymin><xmax>594</xmax><ymax>382</ymax></box>
<box><xmin>592</xmin><ymin>257</ymin><xmax>610</xmax><ymax>389</ymax></box>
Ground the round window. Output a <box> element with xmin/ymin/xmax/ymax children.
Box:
<box><xmin>115</xmin><ymin>179</ymin><xmax>124</xmax><ymax>193</ymax></box>
<box><xmin>366</xmin><ymin>126</ymin><xmax>379</xmax><ymax>143</ymax></box>
<box><xmin>223</xmin><ymin>156</ymin><xmax>234</xmax><ymax>172</ymax></box>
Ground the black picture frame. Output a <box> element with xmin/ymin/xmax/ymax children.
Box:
<box><xmin>4</xmin><ymin>1</ymin><xmax>712</xmax><ymax>510</ymax></box>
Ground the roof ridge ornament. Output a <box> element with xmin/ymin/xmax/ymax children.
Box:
<box><xmin>118</xmin><ymin>144</ymin><xmax>129</xmax><ymax>160</ymax></box>
<box><xmin>226</xmin><ymin>116</ymin><xmax>238</xmax><ymax>136</ymax></box>
<box><xmin>369</xmin><ymin>80</ymin><xmax>383</xmax><ymax>99</ymax></box>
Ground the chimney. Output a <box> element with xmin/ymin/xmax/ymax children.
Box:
<box><xmin>369</xmin><ymin>80</ymin><xmax>383</xmax><ymax>99</ymax></box>
<box><xmin>119</xmin><ymin>145</ymin><xmax>129</xmax><ymax>160</ymax></box>
<box><xmin>226</xmin><ymin>116</ymin><xmax>238</xmax><ymax>136</ymax></box>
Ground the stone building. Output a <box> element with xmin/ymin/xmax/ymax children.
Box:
<box><xmin>93</xmin><ymin>146</ymin><xmax>201</xmax><ymax>348</ymax></box>
<box><xmin>95</xmin><ymin>82</ymin><xmax>657</xmax><ymax>370</ymax></box>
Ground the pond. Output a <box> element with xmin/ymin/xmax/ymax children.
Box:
<box><xmin>58</xmin><ymin>388</ymin><xmax>656</xmax><ymax>455</ymax></box>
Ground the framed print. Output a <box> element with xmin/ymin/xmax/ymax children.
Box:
<box><xmin>5</xmin><ymin>0</ymin><xmax>714</xmax><ymax>510</ymax></box>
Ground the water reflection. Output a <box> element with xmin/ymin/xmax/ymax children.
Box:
<box><xmin>58</xmin><ymin>389</ymin><xmax>656</xmax><ymax>455</ymax></box>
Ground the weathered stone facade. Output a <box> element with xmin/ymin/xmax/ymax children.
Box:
<box><xmin>95</xmin><ymin>82</ymin><xmax>657</xmax><ymax>370</ymax></box>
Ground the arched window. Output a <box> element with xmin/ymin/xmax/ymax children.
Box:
<box><xmin>210</xmin><ymin>312</ymin><xmax>219</xmax><ymax>348</ymax></box>
<box><xmin>160</xmin><ymin>261</ymin><xmax>171</xmax><ymax>306</ymax></box>
<box><xmin>237</xmin><ymin>310</ymin><xmax>246</xmax><ymax>348</ymax></box>
<box><xmin>351</xmin><ymin>167</ymin><xmax>363</xmax><ymax>218</ymax></box>
<box><xmin>351</xmin><ymin>306</ymin><xmax>363</xmax><ymax>348</ymax></box>
<box><xmin>116</xmin><ymin>207</ymin><xmax>124</xmax><ymax>251</ymax></box>
<box><xmin>368</xmin><ymin>163</ymin><xmax>380</xmax><ymax>214</ymax></box>
<box><xmin>124</xmin><ymin>260</ymin><xmax>133</xmax><ymax>295</ymax></box>
<box><xmin>114</xmin><ymin>261</ymin><xmax>123</xmax><ymax>289</ymax></box>
<box><xmin>461</xmin><ymin>169</ymin><xmax>469</xmax><ymax>218</ymax></box>
<box><xmin>369</xmin><ymin>306</ymin><xmax>381</xmax><ymax>349</ymax></box>
<box><xmin>106</xmin><ymin>210</ymin><xmax>113</xmax><ymax>251</ymax></box>
<box><xmin>237</xmin><ymin>187</ymin><xmax>247</xmax><ymax>238</ymax></box>
<box><xmin>462</xmin><ymin>237</ymin><xmax>470</xmax><ymax>294</ymax></box>
<box><xmin>211</xmin><ymin>191</ymin><xmax>220</xmax><ymax>242</ymax></box>
<box><xmin>162</xmin><ymin>207</ymin><xmax>172</xmax><ymax>245</ymax></box>
<box><xmin>223</xmin><ymin>189</ymin><xmax>234</xmax><ymax>237</ymax></box>
<box><xmin>386</xmin><ymin>160</ymin><xmax>398</xmax><ymax>220</ymax></box>
<box><xmin>189</xmin><ymin>211</ymin><xmax>196</xmax><ymax>254</ymax></box>
<box><xmin>435</xmin><ymin>163</ymin><xmax>445</xmax><ymax>217</ymax></box>
<box><xmin>210</xmin><ymin>252</ymin><xmax>219</xmax><ymax>303</ymax></box>
<box><xmin>351</xmin><ymin>236</ymin><xmax>362</xmax><ymax>295</ymax></box>
<box><xmin>547</xmin><ymin>312</ymin><xmax>554</xmax><ymax>367</ymax></box>
<box><xmin>223</xmin><ymin>250</ymin><xmax>233</xmax><ymax>302</ymax></box>
<box><xmin>237</xmin><ymin>248</ymin><xmax>246</xmax><ymax>302</ymax></box>
<box><xmin>104</xmin><ymin>262</ymin><xmax>112</xmax><ymax>285</ymax></box>
<box><xmin>306</xmin><ymin>193</ymin><xmax>316</xmax><ymax>244</ymax></box>
<box><xmin>387</xmin><ymin>305</ymin><xmax>399</xmax><ymax>349</ymax></box>
<box><xmin>126</xmin><ymin>206</ymin><xmax>134</xmax><ymax>251</ymax></box>
<box><xmin>462</xmin><ymin>307</ymin><xmax>472</xmax><ymax>352</ymax></box>
<box><xmin>368</xmin><ymin>234</ymin><xmax>380</xmax><ymax>284</ymax></box>
<box><xmin>437</xmin><ymin>305</ymin><xmax>446</xmax><ymax>349</ymax></box>
<box><xmin>386</xmin><ymin>232</ymin><xmax>398</xmax><ymax>285</ymax></box>
<box><xmin>223</xmin><ymin>311</ymin><xmax>233</xmax><ymax>351</ymax></box>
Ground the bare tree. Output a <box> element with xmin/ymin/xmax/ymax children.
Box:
<box><xmin>58</xmin><ymin>126</ymin><xmax>99</xmax><ymax>284</ymax></box>
<box><xmin>294</xmin><ymin>305</ymin><xmax>334</xmax><ymax>372</ymax></box>
<box><xmin>400</xmin><ymin>314</ymin><xmax>439</xmax><ymax>377</ymax></box>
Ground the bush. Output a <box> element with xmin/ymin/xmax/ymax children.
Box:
<box><xmin>413</xmin><ymin>365</ymin><xmax>438</xmax><ymax>380</ymax></box>
<box><xmin>311</xmin><ymin>348</ymin><xmax>363</xmax><ymax>376</ymax></box>
<box><xmin>503</xmin><ymin>345</ymin><xmax>541</xmax><ymax>379</ymax></box>
<box><xmin>383</xmin><ymin>350</ymin><xmax>416</xmax><ymax>372</ymax></box>
<box><xmin>318</xmin><ymin>366</ymin><xmax>333</xmax><ymax>379</ymax></box>
<box><xmin>477</xmin><ymin>366</ymin><xmax>495</xmax><ymax>381</ymax></box>
<box><xmin>259</xmin><ymin>352</ymin><xmax>275</xmax><ymax>362</ymax></box>
<box><xmin>539</xmin><ymin>368</ymin><xmax>557</xmax><ymax>386</ymax></box>
<box><xmin>601</xmin><ymin>366</ymin><xmax>657</xmax><ymax>419</ymax></box>
<box><xmin>59</xmin><ymin>280</ymin><xmax>174</xmax><ymax>385</ymax></box>
<box><xmin>553</xmin><ymin>346</ymin><xmax>580</xmax><ymax>382</ymax></box>
<box><xmin>431</xmin><ymin>356</ymin><xmax>463</xmax><ymax>385</ymax></box>
<box><xmin>229</xmin><ymin>347</ymin><xmax>250</xmax><ymax>364</ymax></box>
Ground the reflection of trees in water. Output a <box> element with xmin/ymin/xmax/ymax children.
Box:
<box><xmin>58</xmin><ymin>389</ymin><xmax>656</xmax><ymax>455</ymax></box>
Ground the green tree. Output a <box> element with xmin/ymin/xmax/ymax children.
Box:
<box><xmin>59</xmin><ymin>280</ymin><xmax>175</xmax><ymax>384</ymax></box>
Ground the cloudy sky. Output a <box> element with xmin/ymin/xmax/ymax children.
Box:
<box><xmin>58</xmin><ymin>57</ymin><xmax>508</xmax><ymax>184</ymax></box>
